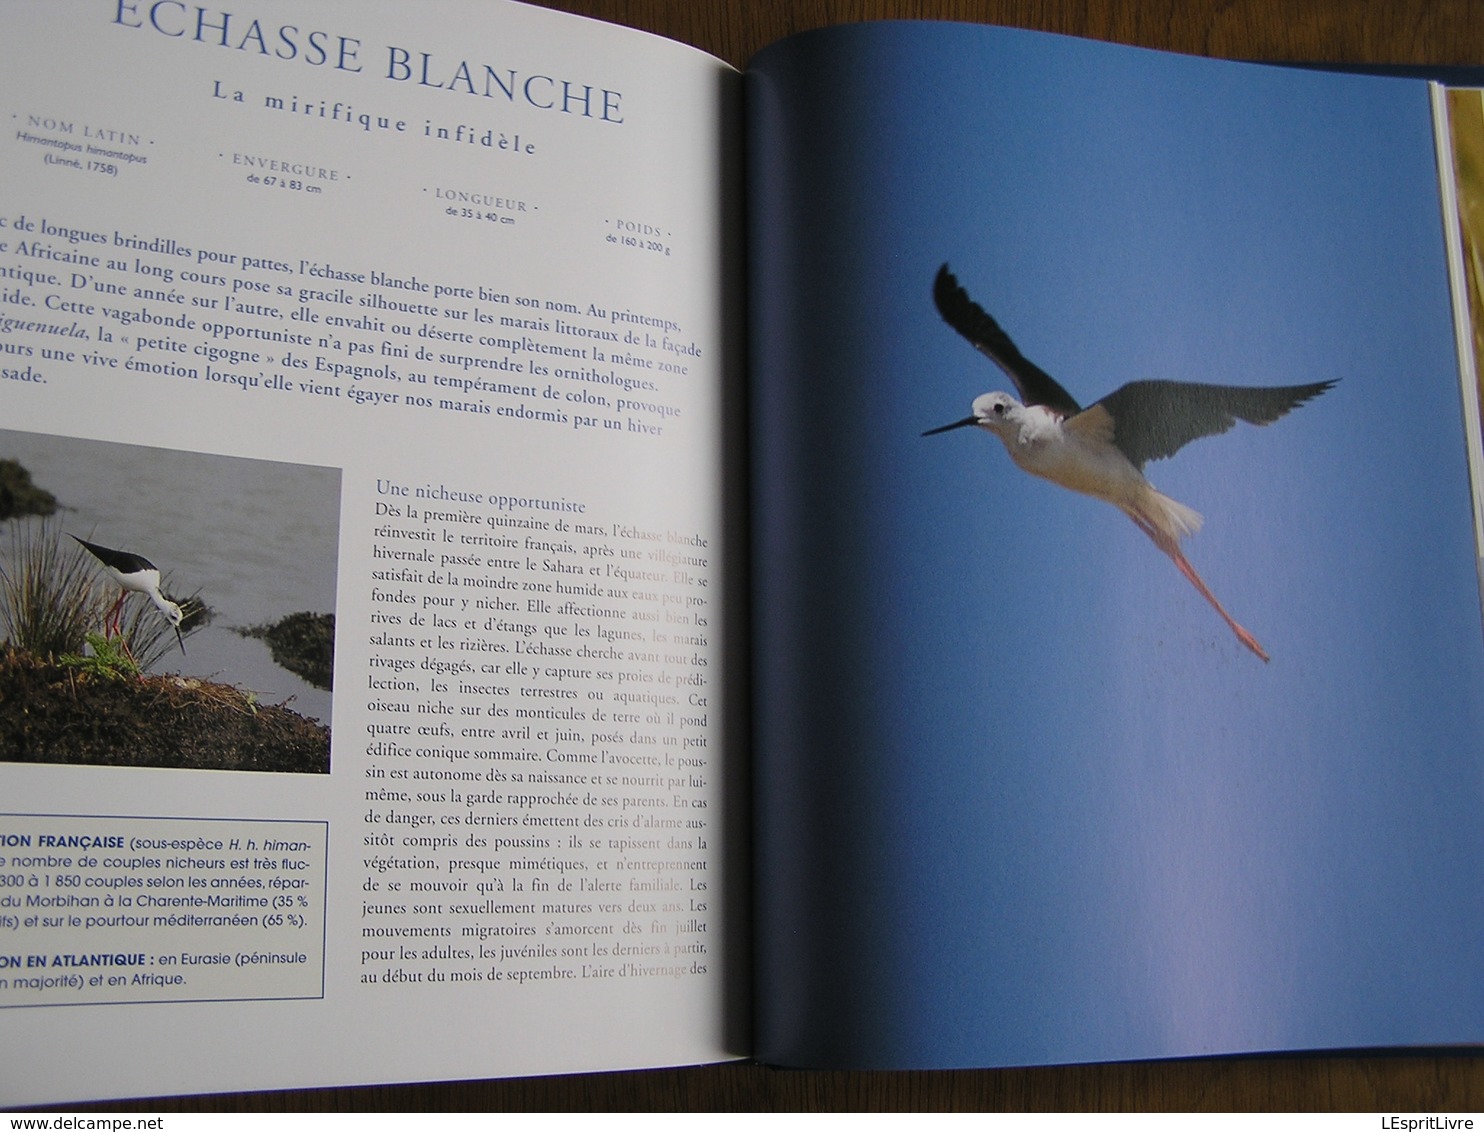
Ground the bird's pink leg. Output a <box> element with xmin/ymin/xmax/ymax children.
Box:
<box><xmin>105</xmin><ymin>593</ymin><xmax>125</xmax><ymax>637</ymax></box>
<box><xmin>1122</xmin><ymin>511</ymin><xmax>1270</xmax><ymax>662</ymax></box>
<box><xmin>103</xmin><ymin>593</ymin><xmax>139</xmax><ymax>665</ymax></box>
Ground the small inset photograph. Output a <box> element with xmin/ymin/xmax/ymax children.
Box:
<box><xmin>0</xmin><ymin>428</ymin><xmax>340</xmax><ymax>773</ymax></box>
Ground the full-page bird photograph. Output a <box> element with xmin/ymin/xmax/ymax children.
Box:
<box><xmin>748</xmin><ymin>23</ymin><xmax>1484</xmax><ymax>1069</ymax></box>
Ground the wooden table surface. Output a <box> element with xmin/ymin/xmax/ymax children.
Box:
<box><xmin>56</xmin><ymin>0</ymin><xmax>1484</xmax><ymax>1114</ymax></box>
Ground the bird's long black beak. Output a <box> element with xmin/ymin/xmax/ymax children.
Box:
<box><xmin>174</xmin><ymin>626</ymin><xmax>186</xmax><ymax>656</ymax></box>
<box><xmin>921</xmin><ymin>416</ymin><xmax>977</xmax><ymax>437</ymax></box>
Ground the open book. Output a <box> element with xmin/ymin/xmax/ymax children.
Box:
<box><xmin>4</xmin><ymin>0</ymin><xmax>1484</xmax><ymax>1106</ymax></box>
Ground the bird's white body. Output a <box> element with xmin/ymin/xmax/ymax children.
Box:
<box><xmin>112</xmin><ymin>564</ymin><xmax>180</xmax><ymax>625</ymax></box>
<box><xmin>969</xmin><ymin>392</ymin><xmax>1203</xmax><ymax>544</ymax></box>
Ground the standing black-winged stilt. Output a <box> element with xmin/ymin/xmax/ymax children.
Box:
<box><xmin>71</xmin><ymin>535</ymin><xmax>186</xmax><ymax>656</ymax></box>
<box><xmin>924</xmin><ymin>264</ymin><xmax>1336</xmax><ymax>662</ymax></box>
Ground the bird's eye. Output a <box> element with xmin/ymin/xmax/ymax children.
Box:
<box><xmin>993</xmin><ymin>402</ymin><xmax>1005</xmax><ymax>416</ymax></box>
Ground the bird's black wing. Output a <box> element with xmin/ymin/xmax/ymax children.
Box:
<box><xmin>933</xmin><ymin>265</ymin><xmax>1082</xmax><ymax>417</ymax></box>
<box><xmin>71</xmin><ymin>535</ymin><xmax>157</xmax><ymax>574</ymax></box>
<box><xmin>1089</xmin><ymin>379</ymin><xmax>1337</xmax><ymax>470</ymax></box>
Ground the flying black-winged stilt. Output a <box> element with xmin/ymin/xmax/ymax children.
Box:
<box><xmin>924</xmin><ymin>264</ymin><xmax>1335</xmax><ymax>662</ymax></box>
<box><xmin>71</xmin><ymin>535</ymin><xmax>185</xmax><ymax>656</ymax></box>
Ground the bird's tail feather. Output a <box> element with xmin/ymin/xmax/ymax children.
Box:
<box><xmin>1140</xmin><ymin>487</ymin><xmax>1203</xmax><ymax>543</ymax></box>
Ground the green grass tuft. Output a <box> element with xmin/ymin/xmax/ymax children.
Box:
<box><xmin>0</xmin><ymin>520</ymin><xmax>106</xmax><ymax>659</ymax></box>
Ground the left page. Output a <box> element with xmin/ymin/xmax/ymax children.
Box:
<box><xmin>0</xmin><ymin>0</ymin><xmax>743</xmax><ymax>1106</ymax></box>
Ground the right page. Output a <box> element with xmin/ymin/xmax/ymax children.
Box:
<box><xmin>748</xmin><ymin>22</ymin><xmax>1484</xmax><ymax>1068</ymax></box>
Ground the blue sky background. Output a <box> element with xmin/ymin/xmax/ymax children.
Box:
<box><xmin>748</xmin><ymin>23</ymin><xmax>1484</xmax><ymax>1067</ymax></box>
